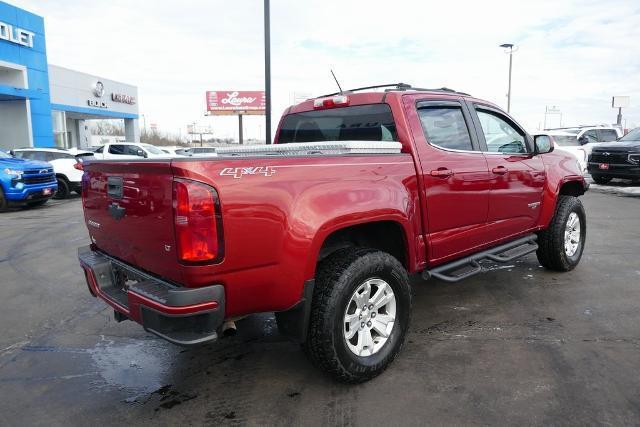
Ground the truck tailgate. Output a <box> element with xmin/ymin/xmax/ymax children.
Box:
<box><xmin>82</xmin><ymin>160</ymin><xmax>181</xmax><ymax>283</ymax></box>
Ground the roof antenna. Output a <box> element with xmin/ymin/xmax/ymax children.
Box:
<box><xmin>330</xmin><ymin>69</ymin><xmax>343</xmax><ymax>93</ymax></box>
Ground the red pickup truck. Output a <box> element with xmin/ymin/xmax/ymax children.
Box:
<box><xmin>78</xmin><ymin>84</ymin><xmax>588</xmax><ymax>382</ymax></box>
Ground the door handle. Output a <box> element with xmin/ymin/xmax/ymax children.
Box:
<box><xmin>430</xmin><ymin>168</ymin><xmax>454</xmax><ymax>178</ymax></box>
<box><xmin>492</xmin><ymin>166</ymin><xmax>508</xmax><ymax>175</ymax></box>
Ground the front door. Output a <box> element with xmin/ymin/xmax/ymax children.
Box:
<box><xmin>407</xmin><ymin>99</ymin><xmax>492</xmax><ymax>262</ymax></box>
<box><xmin>469</xmin><ymin>103</ymin><xmax>545</xmax><ymax>242</ymax></box>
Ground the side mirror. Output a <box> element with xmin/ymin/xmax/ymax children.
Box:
<box><xmin>136</xmin><ymin>149</ymin><xmax>147</xmax><ymax>158</ymax></box>
<box><xmin>534</xmin><ymin>135</ymin><xmax>554</xmax><ymax>154</ymax></box>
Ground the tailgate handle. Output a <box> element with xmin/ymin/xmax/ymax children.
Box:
<box><xmin>107</xmin><ymin>176</ymin><xmax>123</xmax><ymax>199</ymax></box>
<box><xmin>108</xmin><ymin>203</ymin><xmax>126</xmax><ymax>220</ymax></box>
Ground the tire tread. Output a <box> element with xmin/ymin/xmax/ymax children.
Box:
<box><xmin>304</xmin><ymin>247</ymin><xmax>410</xmax><ymax>383</ymax></box>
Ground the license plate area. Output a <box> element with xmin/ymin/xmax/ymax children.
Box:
<box><xmin>97</xmin><ymin>264</ymin><xmax>129</xmax><ymax>308</ymax></box>
<box><xmin>599</xmin><ymin>163</ymin><xmax>609</xmax><ymax>170</ymax></box>
<box><xmin>111</xmin><ymin>264</ymin><xmax>137</xmax><ymax>291</ymax></box>
<box><xmin>42</xmin><ymin>188</ymin><xmax>52</xmax><ymax>196</ymax></box>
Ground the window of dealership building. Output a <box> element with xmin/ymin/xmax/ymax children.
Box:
<box><xmin>0</xmin><ymin>1</ymin><xmax>139</xmax><ymax>151</ymax></box>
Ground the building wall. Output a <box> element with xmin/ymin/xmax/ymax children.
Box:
<box><xmin>0</xmin><ymin>1</ymin><xmax>53</xmax><ymax>148</ymax></box>
<box><xmin>0</xmin><ymin>100</ymin><xmax>30</xmax><ymax>149</ymax></box>
<box><xmin>0</xmin><ymin>61</ymin><xmax>25</xmax><ymax>87</ymax></box>
<box><xmin>49</xmin><ymin>65</ymin><xmax>139</xmax><ymax>119</ymax></box>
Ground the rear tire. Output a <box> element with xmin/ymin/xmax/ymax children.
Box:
<box><xmin>54</xmin><ymin>177</ymin><xmax>70</xmax><ymax>199</ymax></box>
<box><xmin>537</xmin><ymin>195</ymin><xmax>586</xmax><ymax>271</ymax></box>
<box><xmin>591</xmin><ymin>175</ymin><xmax>612</xmax><ymax>185</ymax></box>
<box><xmin>303</xmin><ymin>248</ymin><xmax>411</xmax><ymax>383</ymax></box>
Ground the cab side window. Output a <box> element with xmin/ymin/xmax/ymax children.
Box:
<box><xmin>24</xmin><ymin>151</ymin><xmax>47</xmax><ymax>161</ymax></box>
<box><xmin>583</xmin><ymin>130</ymin><xmax>598</xmax><ymax>144</ymax></box>
<box><xmin>597</xmin><ymin>129</ymin><xmax>618</xmax><ymax>142</ymax></box>
<box><xmin>477</xmin><ymin>110</ymin><xmax>528</xmax><ymax>154</ymax></box>
<box><xmin>418</xmin><ymin>106</ymin><xmax>474</xmax><ymax>151</ymax></box>
<box><xmin>45</xmin><ymin>152</ymin><xmax>59</xmax><ymax>162</ymax></box>
<box><xmin>124</xmin><ymin>145</ymin><xmax>142</xmax><ymax>156</ymax></box>
<box><xmin>108</xmin><ymin>145</ymin><xmax>125</xmax><ymax>155</ymax></box>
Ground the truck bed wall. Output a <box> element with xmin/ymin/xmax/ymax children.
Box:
<box><xmin>170</xmin><ymin>154</ymin><xmax>421</xmax><ymax>317</ymax></box>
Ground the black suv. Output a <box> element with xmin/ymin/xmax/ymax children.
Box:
<box><xmin>588</xmin><ymin>128</ymin><xmax>640</xmax><ymax>184</ymax></box>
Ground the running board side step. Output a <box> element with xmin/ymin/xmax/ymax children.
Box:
<box><xmin>422</xmin><ymin>234</ymin><xmax>538</xmax><ymax>283</ymax></box>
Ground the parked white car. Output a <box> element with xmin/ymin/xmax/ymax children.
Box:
<box><xmin>534</xmin><ymin>132</ymin><xmax>589</xmax><ymax>173</ymax></box>
<box><xmin>539</xmin><ymin>126</ymin><xmax>623</xmax><ymax>174</ymax></box>
<box><xmin>92</xmin><ymin>143</ymin><xmax>170</xmax><ymax>160</ymax></box>
<box><xmin>11</xmin><ymin>148</ymin><xmax>94</xmax><ymax>198</ymax></box>
<box><xmin>546</xmin><ymin>125</ymin><xmax>621</xmax><ymax>154</ymax></box>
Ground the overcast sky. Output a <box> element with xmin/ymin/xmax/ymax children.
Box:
<box><xmin>12</xmin><ymin>0</ymin><xmax>640</xmax><ymax>141</ymax></box>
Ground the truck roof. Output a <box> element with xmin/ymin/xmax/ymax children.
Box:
<box><xmin>316</xmin><ymin>83</ymin><xmax>471</xmax><ymax>98</ymax></box>
<box><xmin>285</xmin><ymin>83</ymin><xmax>498</xmax><ymax>116</ymax></box>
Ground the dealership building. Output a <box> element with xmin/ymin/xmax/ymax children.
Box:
<box><xmin>0</xmin><ymin>1</ymin><xmax>139</xmax><ymax>151</ymax></box>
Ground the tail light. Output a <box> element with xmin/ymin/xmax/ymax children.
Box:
<box><xmin>173</xmin><ymin>180</ymin><xmax>223</xmax><ymax>263</ymax></box>
<box><xmin>74</xmin><ymin>161</ymin><xmax>83</xmax><ymax>171</ymax></box>
<box><xmin>313</xmin><ymin>95</ymin><xmax>349</xmax><ymax>109</ymax></box>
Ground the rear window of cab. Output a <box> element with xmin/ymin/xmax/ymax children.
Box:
<box><xmin>277</xmin><ymin>104</ymin><xmax>398</xmax><ymax>143</ymax></box>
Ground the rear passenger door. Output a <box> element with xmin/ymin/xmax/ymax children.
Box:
<box><xmin>410</xmin><ymin>99</ymin><xmax>492</xmax><ymax>262</ymax></box>
<box><xmin>468</xmin><ymin>103</ymin><xmax>545</xmax><ymax>241</ymax></box>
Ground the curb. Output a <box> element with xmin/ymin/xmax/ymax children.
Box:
<box><xmin>588</xmin><ymin>183</ymin><xmax>640</xmax><ymax>197</ymax></box>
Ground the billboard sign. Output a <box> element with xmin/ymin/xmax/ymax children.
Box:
<box><xmin>612</xmin><ymin>96</ymin><xmax>630</xmax><ymax>109</ymax></box>
<box><xmin>206</xmin><ymin>91</ymin><xmax>266</xmax><ymax>115</ymax></box>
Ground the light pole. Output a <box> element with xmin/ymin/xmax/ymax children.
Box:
<box><xmin>500</xmin><ymin>43</ymin><xmax>515</xmax><ymax>113</ymax></box>
<box><xmin>264</xmin><ymin>0</ymin><xmax>271</xmax><ymax>144</ymax></box>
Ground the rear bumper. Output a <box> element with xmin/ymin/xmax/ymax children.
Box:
<box><xmin>78</xmin><ymin>245</ymin><xmax>225</xmax><ymax>346</ymax></box>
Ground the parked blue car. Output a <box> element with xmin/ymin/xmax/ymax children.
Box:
<box><xmin>0</xmin><ymin>150</ymin><xmax>58</xmax><ymax>211</ymax></box>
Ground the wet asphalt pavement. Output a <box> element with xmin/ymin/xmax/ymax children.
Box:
<box><xmin>0</xmin><ymin>192</ymin><xmax>639</xmax><ymax>426</ymax></box>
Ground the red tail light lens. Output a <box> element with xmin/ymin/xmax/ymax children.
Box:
<box><xmin>74</xmin><ymin>161</ymin><xmax>83</xmax><ymax>171</ymax></box>
<box><xmin>174</xmin><ymin>180</ymin><xmax>222</xmax><ymax>263</ymax></box>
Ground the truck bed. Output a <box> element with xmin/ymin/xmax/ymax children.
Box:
<box><xmin>82</xmin><ymin>150</ymin><xmax>420</xmax><ymax>316</ymax></box>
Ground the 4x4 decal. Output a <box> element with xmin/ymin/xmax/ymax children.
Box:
<box><xmin>220</xmin><ymin>166</ymin><xmax>277</xmax><ymax>179</ymax></box>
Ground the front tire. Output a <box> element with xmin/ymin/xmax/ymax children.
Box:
<box><xmin>537</xmin><ymin>195</ymin><xmax>586</xmax><ymax>271</ymax></box>
<box><xmin>591</xmin><ymin>175</ymin><xmax>612</xmax><ymax>185</ymax></box>
<box><xmin>303</xmin><ymin>248</ymin><xmax>411</xmax><ymax>383</ymax></box>
<box><xmin>54</xmin><ymin>177</ymin><xmax>70</xmax><ymax>199</ymax></box>
<box><xmin>0</xmin><ymin>187</ymin><xmax>8</xmax><ymax>212</ymax></box>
